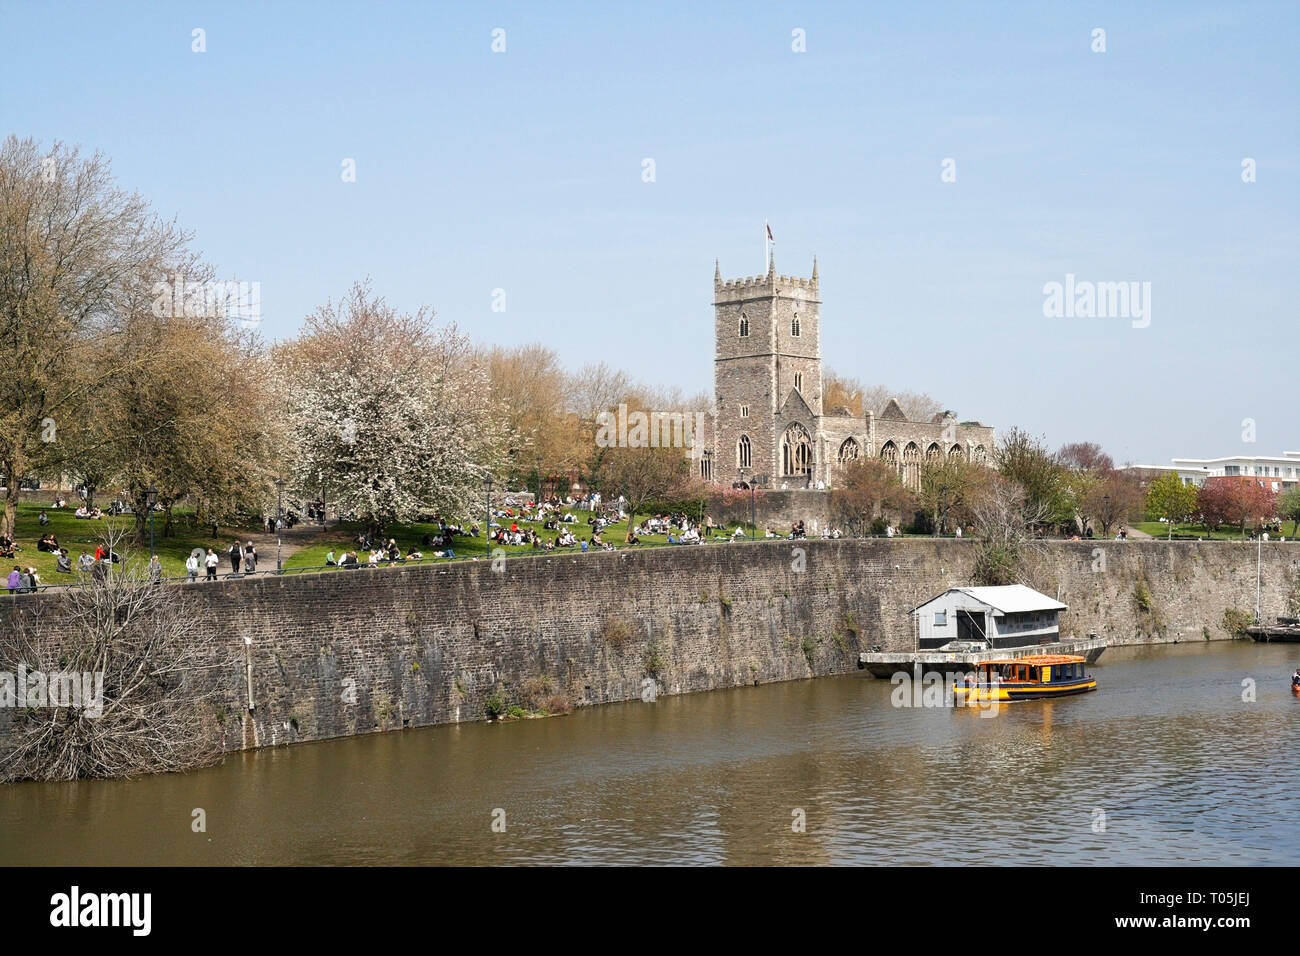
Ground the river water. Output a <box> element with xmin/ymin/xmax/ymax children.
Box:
<box><xmin>3</xmin><ymin>641</ymin><xmax>1298</xmax><ymax>866</ymax></box>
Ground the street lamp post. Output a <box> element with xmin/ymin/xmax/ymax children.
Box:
<box><xmin>737</xmin><ymin>470</ymin><xmax>766</xmax><ymax>540</ymax></box>
<box><xmin>275</xmin><ymin>477</ymin><xmax>286</xmax><ymax>572</ymax></box>
<box><xmin>146</xmin><ymin>485</ymin><xmax>158</xmax><ymax>560</ymax></box>
<box><xmin>736</xmin><ymin>469</ymin><xmax>750</xmax><ymax>539</ymax></box>
<box><xmin>751</xmin><ymin>473</ymin><xmax>767</xmax><ymax>539</ymax></box>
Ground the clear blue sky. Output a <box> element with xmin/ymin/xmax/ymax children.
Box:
<box><xmin>2</xmin><ymin>0</ymin><xmax>1296</xmax><ymax>464</ymax></box>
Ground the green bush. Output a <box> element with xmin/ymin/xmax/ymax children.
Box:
<box><xmin>1223</xmin><ymin>608</ymin><xmax>1253</xmax><ymax>637</ymax></box>
<box><xmin>801</xmin><ymin>635</ymin><xmax>818</xmax><ymax>669</ymax></box>
<box><xmin>484</xmin><ymin>687</ymin><xmax>508</xmax><ymax>719</ymax></box>
<box><xmin>644</xmin><ymin>641</ymin><xmax>665</xmax><ymax>678</ymax></box>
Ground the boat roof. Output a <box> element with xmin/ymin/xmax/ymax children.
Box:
<box><xmin>911</xmin><ymin>584</ymin><xmax>1067</xmax><ymax>615</ymax></box>
<box><xmin>979</xmin><ymin>655</ymin><xmax>1087</xmax><ymax>666</ymax></box>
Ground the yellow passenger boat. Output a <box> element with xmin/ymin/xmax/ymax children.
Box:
<box><xmin>954</xmin><ymin>654</ymin><xmax>1097</xmax><ymax>703</ymax></box>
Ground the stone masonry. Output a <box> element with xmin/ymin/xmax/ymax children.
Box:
<box><xmin>1</xmin><ymin>540</ymin><xmax>1296</xmax><ymax>760</ymax></box>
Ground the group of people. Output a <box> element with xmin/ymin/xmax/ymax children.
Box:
<box><xmin>6</xmin><ymin>565</ymin><xmax>41</xmax><ymax>592</ymax></box>
<box><xmin>324</xmin><ymin>544</ymin><xmax>435</xmax><ymax>568</ymax></box>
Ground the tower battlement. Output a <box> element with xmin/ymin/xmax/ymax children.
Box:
<box><xmin>713</xmin><ymin>257</ymin><xmax>819</xmax><ymax>298</ymax></box>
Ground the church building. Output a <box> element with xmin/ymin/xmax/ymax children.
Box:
<box><xmin>699</xmin><ymin>253</ymin><xmax>995</xmax><ymax>492</ymax></box>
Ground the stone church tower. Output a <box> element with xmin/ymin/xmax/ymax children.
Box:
<box><xmin>704</xmin><ymin>251</ymin><xmax>996</xmax><ymax>495</ymax></box>
<box><xmin>712</xmin><ymin>252</ymin><xmax>822</xmax><ymax>486</ymax></box>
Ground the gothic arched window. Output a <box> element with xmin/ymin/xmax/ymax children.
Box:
<box><xmin>781</xmin><ymin>423</ymin><xmax>812</xmax><ymax>478</ymax></box>
<box><xmin>903</xmin><ymin>442</ymin><xmax>921</xmax><ymax>490</ymax></box>
<box><xmin>738</xmin><ymin>435</ymin><xmax>751</xmax><ymax>469</ymax></box>
<box><xmin>700</xmin><ymin>451</ymin><xmax>713</xmax><ymax>480</ymax></box>
<box><xmin>739</xmin><ymin>314</ymin><xmax>749</xmax><ymax>337</ymax></box>
<box><xmin>791</xmin><ymin>315</ymin><xmax>800</xmax><ymax>337</ymax></box>
<box><xmin>837</xmin><ymin>437</ymin><xmax>860</xmax><ymax>464</ymax></box>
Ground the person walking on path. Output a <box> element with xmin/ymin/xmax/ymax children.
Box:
<box><xmin>229</xmin><ymin>540</ymin><xmax>243</xmax><ymax>574</ymax></box>
<box><xmin>205</xmin><ymin>548</ymin><xmax>219</xmax><ymax>580</ymax></box>
<box><xmin>244</xmin><ymin>542</ymin><xmax>257</xmax><ymax>573</ymax></box>
<box><xmin>186</xmin><ymin>552</ymin><xmax>200</xmax><ymax>583</ymax></box>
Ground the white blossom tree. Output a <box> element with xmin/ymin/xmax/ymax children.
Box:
<box><xmin>280</xmin><ymin>282</ymin><xmax>505</xmax><ymax>532</ymax></box>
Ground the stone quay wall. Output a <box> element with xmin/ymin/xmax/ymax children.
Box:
<box><xmin>1</xmin><ymin>539</ymin><xmax>1295</xmax><ymax>755</ymax></box>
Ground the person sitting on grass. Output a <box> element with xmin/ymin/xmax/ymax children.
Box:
<box><xmin>405</xmin><ymin>548</ymin><xmax>423</xmax><ymax>560</ymax></box>
<box><xmin>77</xmin><ymin>549</ymin><xmax>94</xmax><ymax>572</ymax></box>
<box><xmin>0</xmin><ymin>535</ymin><xmax>15</xmax><ymax>559</ymax></box>
<box><xmin>56</xmin><ymin>549</ymin><xmax>72</xmax><ymax>573</ymax></box>
<box><xmin>325</xmin><ymin>550</ymin><xmax>337</xmax><ymax>566</ymax></box>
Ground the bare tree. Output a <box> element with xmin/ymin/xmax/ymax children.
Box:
<box><xmin>0</xmin><ymin>529</ymin><xmax>235</xmax><ymax>781</ymax></box>
<box><xmin>969</xmin><ymin>475</ymin><xmax>1050</xmax><ymax>586</ymax></box>
<box><xmin>0</xmin><ymin>136</ymin><xmax>189</xmax><ymax>538</ymax></box>
<box><xmin>824</xmin><ymin>371</ymin><xmax>945</xmax><ymax>421</ymax></box>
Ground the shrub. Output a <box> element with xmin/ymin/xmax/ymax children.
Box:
<box><xmin>1135</xmin><ymin>580</ymin><xmax>1154</xmax><ymax>613</ymax></box>
<box><xmin>484</xmin><ymin>686</ymin><xmax>508</xmax><ymax>719</ymax></box>
<box><xmin>644</xmin><ymin>641</ymin><xmax>665</xmax><ymax>678</ymax></box>
<box><xmin>602</xmin><ymin>615</ymin><xmax>633</xmax><ymax>648</ymax></box>
<box><xmin>801</xmin><ymin>635</ymin><xmax>818</xmax><ymax>669</ymax></box>
<box><xmin>1223</xmin><ymin>608</ymin><xmax>1253</xmax><ymax>637</ymax></box>
<box><xmin>540</xmin><ymin>694</ymin><xmax>573</xmax><ymax>715</ymax></box>
<box><xmin>974</xmin><ymin>543</ymin><xmax>1018</xmax><ymax>586</ymax></box>
<box><xmin>1134</xmin><ymin>577</ymin><xmax>1165</xmax><ymax>633</ymax></box>
<box><xmin>506</xmin><ymin>705</ymin><xmax>528</xmax><ymax>719</ymax></box>
<box><xmin>521</xmin><ymin>675</ymin><xmax>555</xmax><ymax>710</ymax></box>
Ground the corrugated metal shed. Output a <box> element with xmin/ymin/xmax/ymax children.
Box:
<box><xmin>911</xmin><ymin>584</ymin><xmax>1067</xmax><ymax>616</ymax></box>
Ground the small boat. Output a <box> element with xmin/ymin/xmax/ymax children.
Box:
<box><xmin>954</xmin><ymin>654</ymin><xmax>1097</xmax><ymax>703</ymax></box>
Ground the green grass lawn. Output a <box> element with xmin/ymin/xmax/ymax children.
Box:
<box><xmin>1131</xmin><ymin>520</ymin><xmax>1295</xmax><ymax>540</ymax></box>
<box><xmin>4</xmin><ymin>494</ymin><xmax>941</xmax><ymax>588</ymax></box>
<box><xmin>3</xmin><ymin>498</ymin><xmax>280</xmax><ymax>582</ymax></box>
<box><xmin>280</xmin><ymin>512</ymin><xmax>761</xmax><ymax>571</ymax></box>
